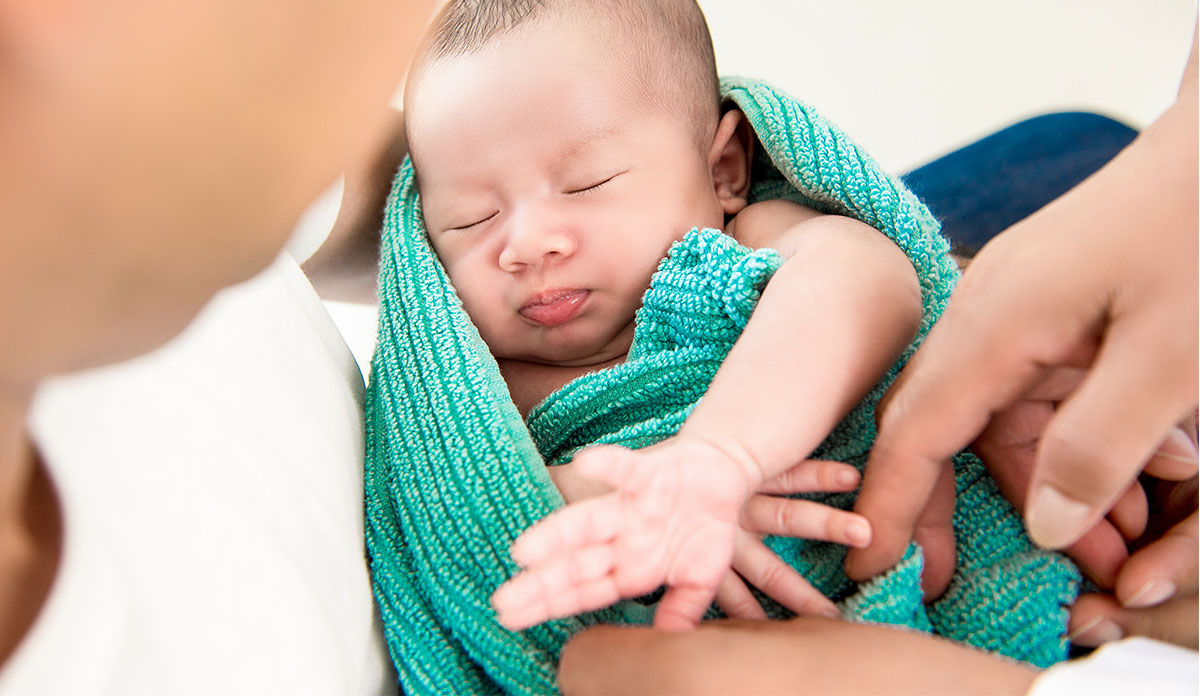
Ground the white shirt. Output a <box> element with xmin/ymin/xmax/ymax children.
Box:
<box><xmin>1029</xmin><ymin>638</ymin><xmax>1198</xmax><ymax>696</ymax></box>
<box><xmin>1</xmin><ymin>256</ymin><xmax>395</xmax><ymax>695</ymax></box>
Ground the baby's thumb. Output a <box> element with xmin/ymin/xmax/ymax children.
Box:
<box><xmin>572</xmin><ymin>446</ymin><xmax>648</xmax><ymax>489</ymax></box>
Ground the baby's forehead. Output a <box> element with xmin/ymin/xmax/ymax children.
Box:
<box><xmin>411</xmin><ymin>4</ymin><xmax>658</xmax><ymax>91</ymax></box>
<box><xmin>405</xmin><ymin>21</ymin><xmax>646</xmax><ymax>141</ymax></box>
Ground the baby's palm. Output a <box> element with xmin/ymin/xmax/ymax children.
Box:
<box><xmin>491</xmin><ymin>440</ymin><xmax>749</xmax><ymax>630</ymax></box>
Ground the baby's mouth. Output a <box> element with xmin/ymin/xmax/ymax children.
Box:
<box><xmin>518</xmin><ymin>289</ymin><xmax>590</xmax><ymax>327</ymax></box>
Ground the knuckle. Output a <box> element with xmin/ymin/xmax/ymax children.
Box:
<box><xmin>771</xmin><ymin>501</ymin><xmax>796</xmax><ymax>535</ymax></box>
<box><xmin>723</xmin><ymin>594</ymin><xmax>764</xmax><ymax>618</ymax></box>
<box><xmin>753</xmin><ymin>560</ymin><xmax>788</xmax><ymax>593</ymax></box>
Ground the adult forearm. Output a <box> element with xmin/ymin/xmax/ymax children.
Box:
<box><xmin>559</xmin><ymin>618</ymin><xmax>1037</xmax><ymax>695</ymax></box>
<box><xmin>301</xmin><ymin>108</ymin><xmax>408</xmax><ymax>304</ymax></box>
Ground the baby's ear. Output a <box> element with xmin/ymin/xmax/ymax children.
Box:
<box><xmin>707</xmin><ymin>108</ymin><xmax>754</xmax><ymax>216</ymax></box>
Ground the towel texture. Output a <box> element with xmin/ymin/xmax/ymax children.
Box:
<box><xmin>365</xmin><ymin>77</ymin><xmax>1079</xmax><ymax>695</ymax></box>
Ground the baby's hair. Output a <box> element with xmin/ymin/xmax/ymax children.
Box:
<box><xmin>414</xmin><ymin>0</ymin><xmax>722</xmax><ymax>147</ymax></box>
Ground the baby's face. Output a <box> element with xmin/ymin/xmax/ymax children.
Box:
<box><xmin>408</xmin><ymin>17</ymin><xmax>725</xmax><ymax>368</ymax></box>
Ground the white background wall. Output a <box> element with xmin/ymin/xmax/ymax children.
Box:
<box><xmin>295</xmin><ymin>1</ymin><xmax>1197</xmax><ymax>260</ymax></box>
<box><xmin>699</xmin><ymin>1</ymin><xmax>1196</xmax><ymax>173</ymax></box>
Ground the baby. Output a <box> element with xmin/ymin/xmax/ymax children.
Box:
<box><xmin>402</xmin><ymin>0</ymin><xmax>923</xmax><ymax>630</ymax></box>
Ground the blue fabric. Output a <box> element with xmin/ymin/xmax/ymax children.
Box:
<box><xmin>902</xmin><ymin>112</ymin><xmax>1137</xmax><ymax>254</ymax></box>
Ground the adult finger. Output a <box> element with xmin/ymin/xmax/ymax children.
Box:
<box><xmin>1027</xmin><ymin>310</ymin><xmax>1198</xmax><ymax>550</ymax></box>
<box><xmin>847</xmin><ymin>282</ymin><xmax>1044</xmax><ymax>579</ymax></box>
<box><xmin>1144</xmin><ymin>422</ymin><xmax>1200</xmax><ymax>481</ymax></box>
<box><xmin>969</xmin><ymin>399</ymin><xmax>1131</xmax><ymax>587</ymax></box>
<box><xmin>1070</xmin><ymin>592</ymin><xmax>1198</xmax><ymax>649</ymax></box>
<box><xmin>758</xmin><ymin>460</ymin><xmax>860</xmax><ymax>495</ymax></box>
<box><xmin>847</xmin><ymin>458</ymin><xmax>956</xmax><ymax>598</ymax></box>
<box><xmin>1117</xmin><ymin>509</ymin><xmax>1197</xmax><ymax>610</ymax></box>
<box><xmin>731</xmin><ymin>534</ymin><xmax>838</xmax><ymax>617</ymax></box>
<box><xmin>911</xmin><ymin>464</ymin><xmax>957</xmax><ymax>598</ymax></box>
<box><xmin>714</xmin><ymin>572</ymin><xmax>768</xmax><ymax>620</ymax></box>
<box><xmin>1106</xmin><ymin>482</ymin><xmax>1148</xmax><ymax>542</ymax></box>
<box><xmin>741</xmin><ymin>495</ymin><xmax>871</xmax><ymax>548</ymax></box>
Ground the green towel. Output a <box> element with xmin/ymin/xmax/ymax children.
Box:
<box><xmin>365</xmin><ymin>77</ymin><xmax>1079</xmax><ymax>695</ymax></box>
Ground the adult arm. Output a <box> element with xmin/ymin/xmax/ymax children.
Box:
<box><xmin>300</xmin><ymin>108</ymin><xmax>406</xmax><ymax>304</ymax></box>
<box><xmin>847</xmin><ymin>26</ymin><xmax>1199</xmax><ymax>590</ymax></box>
<box><xmin>558</xmin><ymin>618</ymin><xmax>1037</xmax><ymax>695</ymax></box>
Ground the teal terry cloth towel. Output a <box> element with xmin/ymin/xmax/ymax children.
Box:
<box><xmin>365</xmin><ymin>77</ymin><xmax>1079</xmax><ymax>695</ymax></box>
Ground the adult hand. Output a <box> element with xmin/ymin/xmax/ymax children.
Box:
<box><xmin>1071</xmin><ymin>476</ymin><xmax>1198</xmax><ymax>649</ymax></box>
<box><xmin>846</xmin><ymin>31</ymin><xmax>1198</xmax><ymax>587</ymax></box>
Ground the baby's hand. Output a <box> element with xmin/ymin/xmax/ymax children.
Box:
<box><xmin>492</xmin><ymin>438</ymin><xmax>752</xmax><ymax>631</ymax></box>
<box><xmin>717</xmin><ymin>460</ymin><xmax>871</xmax><ymax>619</ymax></box>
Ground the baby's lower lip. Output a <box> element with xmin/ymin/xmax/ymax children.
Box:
<box><xmin>519</xmin><ymin>290</ymin><xmax>589</xmax><ymax>326</ymax></box>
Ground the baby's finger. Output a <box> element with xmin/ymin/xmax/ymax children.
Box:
<box><xmin>741</xmin><ymin>495</ymin><xmax>871</xmax><ymax>548</ymax></box>
<box><xmin>492</xmin><ymin>545</ymin><xmax>619</xmax><ymax>630</ymax></box>
<box><xmin>758</xmin><ymin>460</ymin><xmax>860</xmax><ymax>495</ymax></box>
<box><xmin>509</xmin><ymin>497</ymin><xmax>621</xmax><ymax>567</ymax></box>
<box><xmin>653</xmin><ymin>584</ymin><xmax>716</xmax><ymax>631</ymax></box>
<box><xmin>714</xmin><ymin>572</ymin><xmax>768</xmax><ymax>620</ymax></box>
<box><xmin>732</xmin><ymin>536</ymin><xmax>837</xmax><ymax>617</ymax></box>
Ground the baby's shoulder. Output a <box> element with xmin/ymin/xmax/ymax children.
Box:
<box><xmin>725</xmin><ymin>199</ymin><xmax>823</xmax><ymax>250</ymax></box>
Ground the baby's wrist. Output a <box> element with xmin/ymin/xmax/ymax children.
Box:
<box><xmin>675</xmin><ymin>428</ymin><xmax>765</xmax><ymax>495</ymax></box>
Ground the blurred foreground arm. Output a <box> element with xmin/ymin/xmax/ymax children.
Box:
<box><xmin>301</xmin><ymin>109</ymin><xmax>407</xmax><ymax>304</ymax></box>
<box><xmin>558</xmin><ymin>618</ymin><xmax>1036</xmax><ymax>695</ymax></box>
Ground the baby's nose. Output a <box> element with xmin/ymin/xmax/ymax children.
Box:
<box><xmin>497</xmin><ymin>212</ymin><xmax>577</xmax><ymax>271</ymax></box>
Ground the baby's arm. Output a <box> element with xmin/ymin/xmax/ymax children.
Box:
<box><xmin>493</xmin><ymin>201</ymin><xmax>923</xmax><ymax>630</ymax></box>
<box><xmin>686</xmin><ymin>199</ymin><xmax>923</xmax><ymax>491</ymax></box>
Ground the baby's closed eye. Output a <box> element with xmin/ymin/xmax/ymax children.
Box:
<box><xmin>564</xmin><ymin>171</ymin><xmax>624</xmax><ymax>196</ymax></box>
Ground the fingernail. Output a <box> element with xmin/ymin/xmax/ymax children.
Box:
<box><xmin>845</xmin><ymin>519</ymin><xmax>871</xmax><ymax>547</ymax></box>
<box><xmin>836</xmin><ymin>469</ymin><xmax>859</xmax><ymax>488</ymax></box>
<box><xmin>1069</xmin><ymin>616</ymin><xmax>1124</xmax><ymax>647</ymax></box>
<box><xmin>1155</xmin><ymin>428</ymin><xmax>1200</xmax><ymax>465</ymax></box>
<box><xmin>1026</xmin><ymin>485</ymin><xmax>1093</xmax><ymax>549</ymax></box>
<box><xmin>822</xmin><ymin>606</ymin><xmax>843</xmax><ymax>619</ymax></box>
<box><xmin>1123</xmin><ymin>580</ymin><xmax>1176</xmax><ymax>609</ymax></box>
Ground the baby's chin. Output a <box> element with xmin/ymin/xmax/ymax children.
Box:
<box><xmin>511</xmin><ymin>345</ymin><xmax>629</xmax><ymax>369</ymax></box>
<box><xmin>503</xmin><ymin>336</ymin><xmax>632</xmax><ymax>369</ymax></box>
<box><xmin>493</xmin><ymin>320</ymin><xmax>636</xmax><ymax>368</ymax></box>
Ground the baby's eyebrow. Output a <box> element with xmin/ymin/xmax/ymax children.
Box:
<box><xmin>554</xmin><ymin>126</ymin><xmax>620</xmax><ymax>162</ymax></box>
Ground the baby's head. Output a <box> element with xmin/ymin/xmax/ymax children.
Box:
<box><xmin>406</xmin><ymin>0</ymin><xmax>752</xmax><ymax>368</ymax></box>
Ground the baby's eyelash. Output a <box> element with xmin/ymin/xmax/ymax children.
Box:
<box><xmin>447</xmin><ymin>211</ymin><xmax>497</xmax><ymax>232</ymax></box>
<box><xmin>566</xmin><ymin>173</ymin><xmax>619</xmax><ymax>195</ymax></box>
